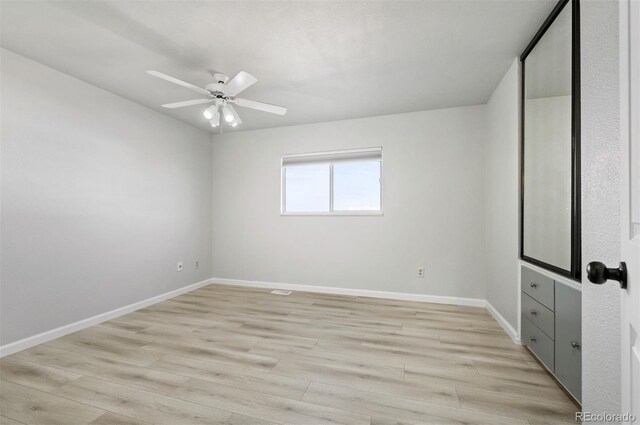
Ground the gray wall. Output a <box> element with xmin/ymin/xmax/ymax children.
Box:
<box><xmin>0</xmin><ymin>49</ymin><xmax>213</xmax><ymax>345</ymax></box>
<box><xmin>485</xmin><ymin>59</ymin><xmax>520</xmax><ymax>331</ymax></box>
<box><xmin>211</xmin><ymin>106</ymin><xmax>487</xmax><ymax>299</ymax></box>
<box><xmin>580</xmin><ymin>1</ymin><xmax>621</xmax><ymax>415</ymax></box>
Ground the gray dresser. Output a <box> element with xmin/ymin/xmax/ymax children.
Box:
<box><xmin>521</xmin><ymin>265</ymin><xmax>582</xmax><ymax>402</ymax></box>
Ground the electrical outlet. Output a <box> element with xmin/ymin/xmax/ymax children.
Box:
<box><xmin>177</xmin><ymin>261</ymin><xmax>183</xmax><ymax>272</ymax></box>
<box><xmin>417</xmin><ymin>267</ymin><xmax>425</xmax><ymax>278</ymax></box>
<box><xmin>195</xmin><ymin>260</ymin><xmax>199</xmax><ymax>269</ymax></box>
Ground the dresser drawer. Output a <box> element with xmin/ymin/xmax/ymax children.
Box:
<box><xmin>555</xmin><ymin>283</ymin><xmax>582</xmax><ymax>402</ymax></box>
<box><xmin>522</xmin><ymin>315</ymin><xmax>554</xmax><ymax>372</ymax></box>
<box><xmin>522</xmin><ymin>267</ymin><xmax>555</xmax><ymax>311</ymax></box>
<box><xmin>521</xmin><ymin>292</ymin><xmax>555</xmax><ymax>340</ymax></box>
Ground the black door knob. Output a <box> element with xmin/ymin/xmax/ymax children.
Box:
<box><xmin>586</xmin><ymin>261</ymin><xmax>627</xmax><ymax>289</ymax></box>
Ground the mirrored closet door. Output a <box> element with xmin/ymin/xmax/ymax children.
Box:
<box><xmin>520</xmin><ymin>0</ymin><xmax>581</xmax><ymax>279</ymax></box>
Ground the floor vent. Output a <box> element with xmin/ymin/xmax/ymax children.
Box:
<box><xmin>270</xmin><ymin>289</ymin><xmax>292</xmax><ymax>295</ymax></box>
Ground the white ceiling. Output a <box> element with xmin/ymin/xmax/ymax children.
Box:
<box><xmin>1</xmin><ymin>0</ymin><xmax>555</xmax><ymax>133</ymax></box>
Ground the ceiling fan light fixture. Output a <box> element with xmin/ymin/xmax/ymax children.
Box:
<box><xmin>203</xmin><ymin>105</ymin><xmax>217</xmax><ymax>120</ymax></box>
<box><xmin>222</xmin><ymin>105</ymin><xmax>234</xmax><ymax>122</ymax></box>
<box><xmin>227</xmin><ymin>104</ymin><xmax>242</xmax><ymax>127</ymax></box>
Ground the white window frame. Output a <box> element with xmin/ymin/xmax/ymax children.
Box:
<box><xmin>281</xmin><ymin>147</ymin><xmax>384</xmax><ymax>216</ymax></box>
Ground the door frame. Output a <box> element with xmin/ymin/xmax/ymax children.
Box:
<box><xmin>619</xmin><ymin>0</ymin><xmax>639</xmax><ymax>418</ymax></box>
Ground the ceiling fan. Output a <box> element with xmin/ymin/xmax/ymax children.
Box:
<box><xmin>147</xmin><ymin>70</ymin><xmax>287</xmax><ymax>128</ymax></box>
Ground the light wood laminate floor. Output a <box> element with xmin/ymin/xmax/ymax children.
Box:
<box><xmin>1</xmin><ymin>284</ymin><xmax>579</xmax><ymax>425</ymax></box>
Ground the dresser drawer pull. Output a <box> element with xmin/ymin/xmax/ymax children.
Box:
<box><xmin>530</xmin><ymin>282</ymin><xmax>537</xmax><ymax>288</ymax></box>
<box><xmin>530</xmin><ymin>309</ymin><xmax>538</xmax><ymax>316</ymax></box>
<box><xmin>530</xmin><ymin>336</ymin><xmax>537</xmax><ymax>342</ymax></box>
<box><xmin>571</xmin><ymin>341</ymin><xmax>581</xmax><ymax>349</ymax></box>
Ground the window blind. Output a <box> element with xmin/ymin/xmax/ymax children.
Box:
<box><xmin>282</xmin><ymin>147</ymin><xmax>382</xmax><ymax>167</ymax></box>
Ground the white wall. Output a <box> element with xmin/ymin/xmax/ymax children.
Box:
<box><xmin>485</xmin><ymin>59</ymin><xmax>520</xmax><ymax>331</ymax></box>
<box><xmin>211</xmin><ymin>106</ymin><xmax>487</xmax><ymax>299</ymax></box>
<box><xmin>0</xmin><ymin>49</ymin><xmax>213</xmax><ymax>346</ymax></box>
<box><xmin>580</xmin><ymin>0</ymin><xmax>622</xmax><ymax>414</ymax></box>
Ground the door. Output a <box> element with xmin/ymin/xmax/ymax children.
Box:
<box><xmin>620</xmin><ymin>0</ymin><xmax>639</xmax><ymax>419</ymax></box>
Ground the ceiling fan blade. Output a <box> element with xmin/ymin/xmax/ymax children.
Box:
<box><xmin>223</xmin><ymin>71</ymin><xmax>258</xmax><ymax>96</ymax></box>
<box><xmin>234</xmin><ymin>98</ymin><xmax>287</xmax><ymax>115</ymax></box>
<box><xmin>161</xmin><ymin>99</ymin><xmax>212</xmax><ymax>109</ymax></box>
<box><xmin>147</xmin><ymin>70</ymin><xmax>210</xmax><ymax>96</ymax></box>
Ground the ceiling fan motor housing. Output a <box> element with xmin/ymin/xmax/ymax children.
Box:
<box><xmin>205</xmin><ymin>82</ymin><xmax>227</xmax><ymax>95</ymax></box>
<box><xmin>212</xmin><ymin>73</ymin><xmax>229</xmax><ymax>84</ymax></box>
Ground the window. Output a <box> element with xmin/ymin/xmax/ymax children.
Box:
<box><xmin>281</xmin><ymin>148</ymin><xmax>382</xmax><ymax>214</ymax></box>
<box><xmin>284</xmin><ymin>163</ymin><xmax>330</xmax><ymax>213</ymax></box>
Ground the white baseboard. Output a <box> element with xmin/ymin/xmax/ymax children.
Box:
<box><xmin>0</xmin><ymin>278</ymin><xmax>213</xmax><ymax>358</ymax></box>
<box><xmin>485</xmin><ymin>300</ymin><xmax>521</xmax><ymax>344</ymax></box>
<box><xmin>210</xmin><ymin>278</ymin><xmax>486</xmax><ymax>308</ymax></box>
